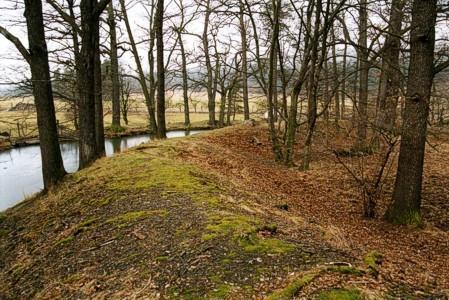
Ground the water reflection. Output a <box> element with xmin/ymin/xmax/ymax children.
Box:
<box><xmin>0</xmin><ymin>130</ymin><xmax>202</xmax><ymax>211</ymax></box>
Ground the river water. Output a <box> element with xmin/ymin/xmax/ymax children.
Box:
<box><xmin>0</xmin><ymin>130</ymin><xmax>202</xmax><ymax>211</ymax></box>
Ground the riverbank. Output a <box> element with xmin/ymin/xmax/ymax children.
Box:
<box><xmin>0</xmin><ymin>122</ymin><xmax>214</xmax><ymax>154</ymax></box>
<box><xmin>1</xmin><ymin>124</ymin><xmax>448</xmax><ymax>298</ymax></box>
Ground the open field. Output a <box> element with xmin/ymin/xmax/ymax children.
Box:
<box><xmin>0</xmin><ymin>93</ymin><xmax>261</xmax><ymax>140</ymax></box>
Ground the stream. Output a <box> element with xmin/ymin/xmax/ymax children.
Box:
<box><xmin>0</xmin><ymin>130</ymin><xmax>203</xmax><ymax>211</ymax></box>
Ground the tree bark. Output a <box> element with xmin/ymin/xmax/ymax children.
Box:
<box><xmin>155</xmin><ymin>0</ymin><xmax>166</xmax><ymax>138</ymax></box>
<box><xmin>357</xmin><ymin>0</ymin><xmax>369</xmax><ymax>148</ymax></box>
<box><xmin>266</xmin><ymin>0</ymin><xmax>283</xmax><ymax>162</ymax></box>
<box><xmin>179</xmin><ymin>31</ymin><xmax>190</xmax><ymax>128</ymax></box>
<box><xmin>239</xmin><ymin>0</ymin><xmax>250</xmax><ymax>120</ymax></box>
<box><xmin>94</xmin><ymin>8</ymin><xmax>105</xmax><ymax>156</ymax></box>
<box><xmin>79</xmin><ymin>0</ymin><xmax>100</xmax><ymax>168</ymax></box>
<box><xmin>108</xmin><ymin>2</ymin><xmax>121</xmax><ymax>128</ymax></box>
<box><xmin>202</xmin><ymin>0</ymin><xmax>216</xmax><ymax>126</ymax></box>
<box><xmin>376</xmin><ymin>0</ymin><xmax>405</xmax><ymax>132</ymax></box>
<box><xmin>24</xmin><ymin>0</ymin><xmax>66</xmax><ymax>189</ymax></box>
<box><xmin>385</xmin><ymin>0</ymin><xmax>437</xmax><ymax>225</ymax></box>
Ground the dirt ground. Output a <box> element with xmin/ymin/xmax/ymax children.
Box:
<box><xmin>1</xmin><ymin>123</ymin><xmax>448</xmax><ymax>299</ymax></box>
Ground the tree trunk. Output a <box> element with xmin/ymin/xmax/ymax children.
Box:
<box><xmin>357</xmin><ymin>0</ymin><xmax>369</xmax><ymax>148</ymax></box>
<box><xmin>24</xmin><ymin>0</ymin><xmax>66</xmax><ymax>189</ymax></box>
<box><xmin>266</xmin><ymin>0</ymin><xmax>283</xmax><ymax>162</ymax></box>
<box><xmin>108</xmin><ymin>2</ymin><xmax>121</xmax><ymax>128</ymax></box>
<box><xmin>341</xmin><ymin>41</ymin><xmax>347</xmax><ymax>118</ymax></box>
<box><xmin>239</xmin><ymin>0</ymin><xmax>250</xmax><ymax>120</ymax></box>
<box><xmin>79</xmin><ymin>0</ymin><xmax>99</xmax><ymax>168</ymax></box>
<box><xmin>376</xmin><ymin>0</ymin><xmax>405</xmax><ymax>132</ymax></box>
<box><xmin>94</xmin><ymin>10</ymin><xmax>105</xmax><ymax>156</ymax></box>
<box><xmin>179</xmin><ymin>31</ymin><xmax>190</xmax><ymax>128</ymax></box>
<box><xmin>155</xmin><ymin>0</ymin><xmax>166</xmax><ymax>138</ymax></box>
<box><xmin>385</xmin><ymin>0</ymin><xmax>437</xmax><ymax>225</ymax></box>
<box><xmin>119</xmin><ymin>0</ymin><xmax>157</xmax><ymax>133</ymax></box>
<box><xmin>331</xmin><ymin>29</ymin><xmax>340</xmax><ymax>124</ymax></box>
<box><xmin>203</xmin><ymin>0</ymin><xmax>216</xmax><ymax>126</ymax></box>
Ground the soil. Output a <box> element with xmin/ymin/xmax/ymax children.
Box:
<box><xmin>1</xmin><ymin>123</ymin><xmax>448</xmax><ymax>299</ymax></box>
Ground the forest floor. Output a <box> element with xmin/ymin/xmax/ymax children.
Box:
<box><xmin>1</xmin><ymin>123</ymin><xmax>449</xmax><ymax>299</ymax></box>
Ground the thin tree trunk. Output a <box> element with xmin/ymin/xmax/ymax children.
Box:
<box><xmin>94</xmin><ymin>10</ymin><xmax>105</xmax><ymax>156</ymax></box>
<box><xmin>267</xmin><ymin>0</ymin><xmax>283</xmax><ymax>162</ymax></box>
<box><xmin>331</xmin><ymin>29</ymin><xmax>340</xmax><ymax>124</ymax></box>
<box><xmin>179</xmin><ymin>31</ymin><xmax>190</xmax><ymax>128</ymax></box>
<box><xmin>203</xmin><ymin>0</ymin><xmax>216</xmax><ymax>126</ymax></box>
<box><xmin>119</xmin><ymin>0</ymin><xmax>157</xmax><ymax>133</ymax></box>
<box><xmin>108</xmin><ymin>2</ymin><xmax>121</xmax><ymax>128</ymax></box>
<box><xmin>341</xmin><ymin>41</ymin><xmax>347</xmax><ymax>118</ymax></box>
<box><xmin>385</xmin><ymin>0</ymin><xmax>437</xmax><ymax>225</ymax></box>
<box><xmin>239</xmin><ymin>0</ymin><xmax>250</xmax><ymax>120</ymax></box>
<box><xmin>357</xmin><ymin>0</ymin><xmax>369</xmax><ymax>148</ymax></box>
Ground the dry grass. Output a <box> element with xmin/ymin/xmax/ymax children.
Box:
<box><xmin>0</xmin><ymin>95</ymin><xmax>256</xmax><ymax>138</ymax></box>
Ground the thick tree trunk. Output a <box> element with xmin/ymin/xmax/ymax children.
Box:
<box><xmin>155</xmin><ymin>0</ymin><xmax>166</xmax><ymax>138</ymax></box>
<box><xmin>385</xmin><ymin>0</ymin><xmax>437</xmax><ymax>225</ymax></box>
<box><xmin>24</xmin><ymin>0</ymin><xmax>66</xmax><ymax>189</ymax></box>
<box><xmin>108</xmin><ymin>2</ymin><xmax>121</xmax><ymax>128</ymax></box>
<box><xmin>79</xmin><ymin>0</ymin><xmax>99</xmax><ymax>168</ymax></box>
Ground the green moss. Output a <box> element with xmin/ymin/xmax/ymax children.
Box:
<box><xmin>55</xmin><ymin>235</ymin><xmax>75</xmax><ymax>246</ymax></box>
<box><xmin>106</xmin><ymin>210</ymin><xmax>168</xmax><ymax>228</ymax></box>
<box><xmin>74</xmin><ymin>217</ymin><xmax>99</xmax><ymax>234</ymax></box>
<box><xmin>318</xmin><ymin>288</ymin><xmax>363</xmax><ymax>300</ymax></box>
<box><xmin>64</xmin><ymin>273</ymin><xmax>83</xmax><ymax>284</ymax></box>
<box><xmin>239</xmin><ymin>234</ymin><xmax>295</xmax><ymax>254</ymax></box>
<box><xmin>364</xmin><ymin>250</ymin><xmax>383</xmax><ymax>274</ymax></box>
<box><xmin>55</xmin><ymin>217</ymin><xmax>99</xmax><ymax>246</ymax></box>
<box><xmin>327</xmin><ymin>266</ymin><xmax>365</xmax><ymax>276</ymax></box>
<box><xmin>266</xmin><ymin>273</ymin><xmax>318</xmax><ymax>300</ymax></box>
<box><xmin>205</xmin><ymin>215</ymin><xmax>257</xmax><ymax>237</ymax></box>
<box><xmin>256</xmin><ymin>224</ymin><xmax>278</xmax><ymax>234</ymax></box>
<box><xmin>88</xmin><ymin>197</ymin><xmax>111</xmax><ymax>207</ymax></box>
<box><xmin>107</xmin><ymin>155</ymin><xmax>221</xmax><ymax>206</ymax></box>
<box><xmin>208</xmin><ymin>284</ymin><xmax>232</xmax><ymax>299</ymax></box>
<box><xmin>155</xmin><ymin>256</ymin><xmax>169</xmax><ymax>262</ymax></box>
<box><xmin>202</xmin><ymin>233</ymin><xmax>218</xmax><ymax>241</ymax></box>
<box><xmin>203</xmin><ymin>215</ymin><xmax>294</xmax><ymax>254</ymax></box>
<box><xmin>388</xmin><ymin>210</ymin><xmax>422</xmax><ymax>226</ymax></box>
